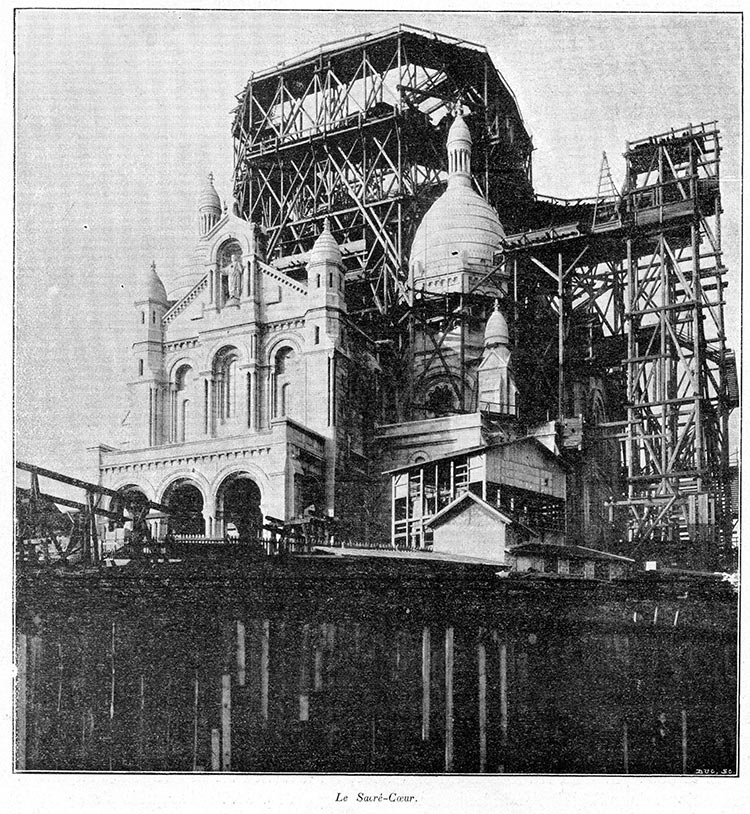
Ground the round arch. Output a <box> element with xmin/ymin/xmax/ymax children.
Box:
<box><xmin>215</xmin><ymin>471</ymin><xmax>263</xmax><ymax>539</ymax></box>
<box><xmin>268</xmin><ymin>339</ymin><xmax>303</xmax><ymax>420</ymax></box>
<box><xmin>265</xmin><ymin>334</ymin><xmax>303</xmax><ymax>365</ymax></box>
<box><xmin>161</xmin><ymin>478</ymin><xmax>205</xmax><ymax>536</ymax></box>
<box><xmin>168</xmin><ymin>355</ymin><xmax>198</xmax><ymax>381</ymax></box>
<box><xmin>106</xmin><ymin>484</ymin><xmax>152</xmax><ymax>529</ymax></box>
<box><xmin>205</xmin><ymin>227</ymin><xmax>255</xmax><ymax>266</ymax></box>
<box><xmin>212</xmin><ymin>345</ymin><xmax>241</xmax><ymax>424</ymax></box>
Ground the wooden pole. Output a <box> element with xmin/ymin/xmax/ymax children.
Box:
<box><xmin>192</xmin><ymin>671</ymin><xmax>199</xmax><ymax>771</ymax></box>
<box><xmin>221</xmin><ymin>674</ymin><xmax>231</xmax><ymax>771</ymax></box>
<box><xmin>495</xmin><ymin>632</ymin><xmax>508</xmax><ymax>772</ymax></box>
<box><xmin>260</xmin><ymin>620</ymin><xmax>270</xmax><ymax>722</ymax></box>
<box><xmin>622</xmin><ymin>721</ymin><xmax>629</xmax><ymax>774</ymax></box>
<box><xmin>109</xmin><ymin>621</ymin><xmax>116</xmax><ymax>771</ymax></box>
<box><xmin>56</xmin><ymin>642</ymin><xmax>63</xmax><ymax>714</ymax></box>
<box><xmin>29</xmin><ymin>634</ymin><xmax>41</xmax><ymax>766</ymax></box>
<box><xmin>16</xmin><ymin>632</ymin><xmax>27</xmax><ymax>771</ymax></box>
<box><xmin>236</xmin><ymin>621</ymin><xmax>246</xmax><ymax>686</ymax></box>
<box><xmin>299</xmin><ymin>623</ymin><xmax>310</xmax><ymax>722</ymax></box>
<box><xmin>681</xmin><ymin>709</ymin><xmax>688</xmax><ymax>774</ymax></box>
<box><xmin>421</xmin><ymin>626</ymin><xmax>430</xmax><ymax>741</ymax></box>
<box><xmin>478</xmin><ymin>631</ymin><xmax>487</xmax><ymax>773</ymax></box>
<box><xmin>211</xmin><ymin>728</ymin><xmax>220</xmax><ymax>771</ymax></box>
<box><xmin>313</xmin><ymin>625</ymin><xmax>324</xmax><ymax>692</ymax></box>
<box><xmin>445</xmin><ymin>626</ymin><xmax>454</xmax><ymax>772</ymax></box>
<box><xmin>138</xmin><ymin>674</ymin><xmax>145</xmax><ymax>770</ymax></box>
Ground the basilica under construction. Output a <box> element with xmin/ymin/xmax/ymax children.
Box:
<box><xmin>91</xmin><ymin>25</ymin><xmax>738</xmax><ymax>571</ymax></box>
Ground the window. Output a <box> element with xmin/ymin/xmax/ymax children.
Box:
<box><xmin>141</xmin><ymin>311</ymin><xmax>145</xmax><ymax>324</ymax></box>
<box><xmin>212</xmin><ymin>347</ymin><xmax>240</xmax><ymax>428</ymax></box>
<box><xmin>173</xmin><ymin>365</ymin><xmax>192</xmax><ymax>442</ymax></box>
<box><xmin>138</xmin><ymin>359</ymin><xmax>144</xmax><ymax>376</ymax></box>
<box><xmin>274</xmin><ymin>347</ymin><xmax>296</xmax><ymax>418</ymax></box>
<box><xmin>152</xmin><ymin>310</ymin><xmax>156</xmax><ymax>324</ymax></box>
<box><xmin>314</xmin><ymin>326</ymin><xmax>320</xmax><ymax>345</ymax></box>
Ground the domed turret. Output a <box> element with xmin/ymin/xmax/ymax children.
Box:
<box><xmin>308</xmin><ymin>217</ymin><xmax>342</xmax><ymax>267</ymax></box>
<box><xmin>478</xmin><ymin>300</ymin><xmax>516</xmax><ymax>417</ymax></box>
<box><xmin>198</xmin><ymin>172</ymin><xmax>222</xmax><ymax>237</ymax></box>
<box><xmin>409</xmin><ymin>113</ymin><xmax>505</xmax><ymax>291</ymax></box>
<box><xmin>143</xmin><ymin>259</ymin><xmax>168</xmax><ymax>304</ymax></box>
<box><xmin>484</xmin><ymin>300</ymin><xmax>509</xmax><ymax>347</ymax></box>
<box><xmin>306</xmin><ymin>217</ymin><xmax>346</xmax><ymax>316</ymax></box>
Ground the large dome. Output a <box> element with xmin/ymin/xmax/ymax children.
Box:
<box><xmin>409</xmin><ymin>185</ymin><xmax>505</xmax><ymax>276</ymax></box>
<box><xmin>409</xmin><ymin>113</ymin><xmax>505</xmax><ymax>284</ymax></box>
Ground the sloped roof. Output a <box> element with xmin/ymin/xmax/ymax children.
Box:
<box><xmin>384</xmin><ymin>433</ymin><xmax>565</xmax><ymax>476</ymax></box>
<box><xmin>425</xmin><ymin>490</ymin><xmax>535</xmax><ymax>535</ymax></box>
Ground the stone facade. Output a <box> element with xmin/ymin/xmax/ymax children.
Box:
<box><xmin>97</xmin><ymin>185</ymin><xmax>377</xmax><ymax>538</ymax></box>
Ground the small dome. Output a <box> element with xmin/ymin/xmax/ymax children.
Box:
<box><xmin>308</xmin><ymin>218</ymin><xmax>342</xmax><ymax>266</ymax></box>
<box><xmin>198</xmin><ymin>172</ymin><xmax>221</xmax><ymax>213</ymax></box>
<box><xmin>484</xmin><ymin>301</ymin><xmax>509</xmax><ymax>347</ymax></box>
<box><xmin>143</xmin><ymin>260</ymin><xmax>168</xmax><ymax>304</ymax></box>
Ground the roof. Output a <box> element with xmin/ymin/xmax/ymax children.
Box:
<box><xmin>232</xmin><ymin>25</ymin><xmax>529</xmax><ymax>147</ymax></box>
<box><xmin>384</xmin><ymin>434</ymin><xmax>563</xmax><ymax>476</ymax></box>
<box><xmin>508</xmin><ymin>542</ymin><xmax>635</xmax><ymax>563</ymax></box>
<box><xmin>424</xmin><ymin>490</ymin><xmax>516</xmax><ymax>529</ymax></box>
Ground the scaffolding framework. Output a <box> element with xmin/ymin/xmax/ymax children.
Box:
<box><xmin>501</xmin><ymin>123</ymin><xmax>736</xmax><ymax>569</ymax></box>
<box><xmin>231</xmin><ymin>25</ymin><xmax>533</xmax><ymax>329</ymax></box>
<box><xmin>231</xmin><ymin>31</ymin><xmax>736</xmax><ymax>569</ymax></box>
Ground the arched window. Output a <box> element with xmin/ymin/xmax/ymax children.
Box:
<box><xmin>273</xmin><ymin>346</ymin><xmax>297</xmax><ymax>418</ymax></box>
<box><xmin>212</xmin><ymin>347</ymin><xmax>240</xmax><ymax>428</ymax></box>
<box><xmin>275</xmin><ymin>347</ymin><xmax>294</xmax><ymax>375</ymax></box>
<box><xmin>425</xmin><ymin>383</ymin><xmax>457</xmax><ymax>417</ymax></box>
<box><xmin>172</xmin><ymin>364</ymin><xmax>192</xmax><ymax>442</ymax></box>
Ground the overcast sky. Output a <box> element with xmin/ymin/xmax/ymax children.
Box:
<box><xmin>14</xmin><ymin>9</ymin><xmax>742</xmax><ymax>482</ymax></box>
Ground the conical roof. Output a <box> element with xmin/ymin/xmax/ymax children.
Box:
<box><xmin>198</xmin><ymin>172</ymin><xmax>221</xmax><ymax>213</ymax></box>
<box><xmin>308</xmin><ymin>218</ymin><xmax>342</xmax><ymax>266</ymax></box>
<box><xmin>142</xmin><ymin>260</ymin><xmax>168</xmax><ymax>304</ymax></box>
<box><xmin>484</xmin><ymin>301</ymin><xmax>509</xmax><ymax>347</ymax></box>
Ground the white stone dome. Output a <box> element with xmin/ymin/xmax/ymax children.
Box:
<box><xmin>166</xmin><ymin>240</ymin><xmax>210</xmax><ymax>302</ymax></box>
<box><xmin>308</xmin><ymin>218</ymin><xmax>342</xmax><ymax>267</ymax></box>
<box><xmin>484</xmin><ymin>302</ymin><xmax>509</xmax><ymax>346</ymax></box>
<box><xmin>143</xmin><ymin>260</ymin><xmax>168</xmax><ymax>304</ymax></box>
<box><xmin>409</xmin><ymin>186</ymin><xmax>505</xmax><ymax>276</ymax></box>
<box><xmin>198</xmin><ymin>172</ymin><xmax>221</xmax><ymax>213</ymax></box>
<box><xmin>409</xmin><ymin>114</ymin><xmax>504</xmax><ymax>281</ymax></box>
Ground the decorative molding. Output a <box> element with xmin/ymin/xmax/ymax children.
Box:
<box><xmin>263</xmin><ymin>317</ymin><xmax>306</xmax><ymax>334</ymax></box>
<box><xmin>164</xmin><ymin>338</ymin><xmax>199</xmax><ymax>353</ymax></box>
<box><xmin>101</xmin><ymin>444</ymin><xmax>273</xmax><ymax>476</ymax></box>
<box><xmin>164</xmin><ymin>275</ymin><xmax>209</xmax><ymax>324</ymax></box>
<box><xmin>257</xmin><ymin>259</ymin><xmax>308</xmax><ymax>296</ymax></box>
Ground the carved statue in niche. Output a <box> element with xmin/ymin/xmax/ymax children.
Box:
<box><xmin>226</xmin><ymin>252</ymin><xmax>243</xmax><ymax>301</ymax></box>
